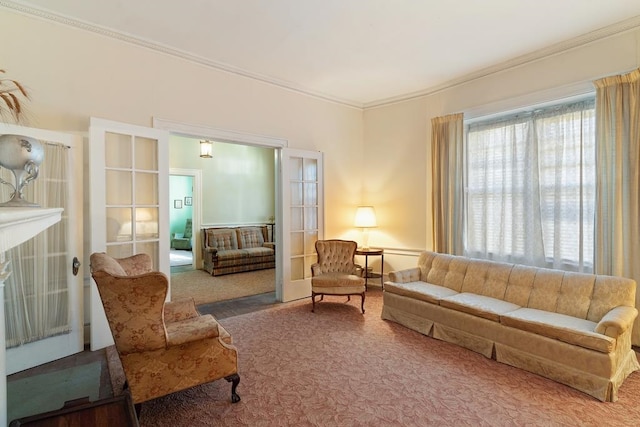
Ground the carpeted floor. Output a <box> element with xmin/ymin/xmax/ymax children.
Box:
<box><xmin>106</xmin><ymin>290</ymin><xmax>640</xmax><ymax>426</ymax></box>
<box><xmin>171</xmin><ymin>268</ymin><xmax>275</xmax><ymax>305</ymax></box>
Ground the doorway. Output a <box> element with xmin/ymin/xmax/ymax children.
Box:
<box><xmin>169</xmin><ymin>173</ymin><xmax>195</xmax><ymax>269</ymax></box>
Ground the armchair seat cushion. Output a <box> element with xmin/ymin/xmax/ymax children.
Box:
<box><xmin>312</xmin><ymin>273</ymin><xmax>365</xmax><ymax>289</ymax></box>
<box><xmin>166</xmin><ymin>315</ymin><xmax>220</xmax><ymax>346</ymax></box>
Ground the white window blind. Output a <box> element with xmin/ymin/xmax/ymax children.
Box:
<box><xmin>465</xmin><ymin>99</ymin><xmax>595</xmax><ymax>272</ymax></box>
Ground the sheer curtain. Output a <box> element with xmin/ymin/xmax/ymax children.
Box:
<box><xmin>2</xmin><ymin>142</ymin><xmax>70</xmax><ymax>347</ymax></box>
<box><xmin>431</xmin><ymin>113</ymin><xmax>464</xmax><ymax>254</ymax></box>
<box><xmin>593</xmin><ymin>68</ymin><xmax>640</xmax><ymax>345</ymax></box>
<box><xmin>465</xmin><ymin>100</ymin><xmax>596</xmax><ymax>271</ymax></box>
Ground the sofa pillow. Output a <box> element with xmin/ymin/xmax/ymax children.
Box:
<box><xmin>237</xmin><ymin>227</ymin><xmax>265</xmax><ymax>249</ymax></box>
<box><xmin>206</xmin><ymin>229</ymin><xmax>238</xmax><ymax>251</ymax></box>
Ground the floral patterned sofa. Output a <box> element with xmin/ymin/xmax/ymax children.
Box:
<box><xmin>383</xmin><ymin>251</ymin><xmax>639</xmax><ymax>402</ymax></box>
<box><xmin>201</xmin><ymin>225</ymin><xmax>275</xmax><ymax>276</ymax></box>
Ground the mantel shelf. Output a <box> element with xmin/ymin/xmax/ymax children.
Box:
<box><xmin>0</xmin><ymin>207</ymin><xmax>63</xmax><ymax>253</ymax></box>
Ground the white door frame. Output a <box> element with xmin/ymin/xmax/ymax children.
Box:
<box><xmin>170</xmin><ymin>168</ymin><xmax>202</xmax><ymax>269</ymax></box>
<box><xmin>0</xmin><ymin>124</ymin><xmax>84</xmax><ymax>374</ymax></box>
<box><xmin>153</xmin><ymin>118</ymin><xmax>288</xmax><ymax>298</ymax></box>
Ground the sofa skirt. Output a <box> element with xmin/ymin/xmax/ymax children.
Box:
<box><xmin>381</xmin><ymin>290</ymin><xmax>640</xmax><ymax>402</ymax></box>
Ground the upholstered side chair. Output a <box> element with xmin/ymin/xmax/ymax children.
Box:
<box><xmin>311</xmin><ymin>239</ymin><xmax>366</xmax><ymax>313</ymax></box>
<box><xmin>90</xmin><ymin>252</ymin><xmax>240</xmax><ymax>409</ymax></box>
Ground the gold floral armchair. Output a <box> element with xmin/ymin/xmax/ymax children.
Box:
<box><xmin>90</xmin><ymin>252</ymin><xmax>240</xmax><ymax>407</ymax></box>
<box><xmin>311</xmin><ymin>239</ymin><xmax>366</xmax><ymax>313</ymax></box>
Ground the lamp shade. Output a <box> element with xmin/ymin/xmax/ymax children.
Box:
<box><xmin>354</xmin><ymin>206</ymin><xmax>377</xmax><ymax>228</ymax></box>
<box><xmin>200</xmin><ymin>140</ymin><xmax>213</xmax><ymax>158</ymax></box>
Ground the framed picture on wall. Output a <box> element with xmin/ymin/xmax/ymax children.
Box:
<box><xmin>184</xmin><ymin>196</ymin><xmax>192</xmax><ymax>206</ymax></box>
<box><xmin>174</xmin><ymin>199</ymin><xmax>182</xmax><ymax>209</ymax></box>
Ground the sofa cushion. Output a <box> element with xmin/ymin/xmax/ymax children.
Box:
<box><xmin>237</xmin><ymin>227</ymin><xmax>265</xmax><ymax>249</ymax></box>
<box><xmin>504</xmin><ymin>265</ymin><xmax>537</xmax><ymax>306</ymax></box>
<box><xmin>243</xmin><ymin>247</ymin><xmax>274</xmax><ymax>257</ymax></box>
<box><xmin>587</xmin><ymin>275</ymin><xmax>637</xmax><ymax>322</ymax></box>
<box><xmin>425</xmin><ymin>254</ymin><xmax>469</xmax><ymax>292</ymax></box>
<box><xmin>440</xmin><ymin>293</ymin><xmax>520</xmax><ymax>322</ymax></box>
<box><xmin>556</xmin><ymin>272</ymin><xmax>595</xmax><ymax>320</ymax></box>
<box><xmin>461</xmin><ymin>260</ymin><xmax>513</xmax><ymax>299</ymax></box>
<box><xmin>501</xmin><ymin>308</ymin><xmax>615</xmax><ymax>353</ymax></box>
<box><xmin>384</xmin><ymin>281</ymin><xmax>458</xmax><ymax>304</ymax></box>
<box><xmin>206</xmin><ymin>229</ymin><xmax>238</xmax><ymax>251</ymax></box>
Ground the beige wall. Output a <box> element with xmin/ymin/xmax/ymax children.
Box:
<box><xmin>0</xmin><ymin>9</ymin><xmax>363</xmax><ymax>240</ymax></box>
<box><xmin>364</xmin><ymin>28</ymin><xmax>640</xmax><ymax>271</ymax></box>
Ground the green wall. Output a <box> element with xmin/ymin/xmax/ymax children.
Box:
<box><xmin>169</xmin><ymin>175</ymin><xmax>193</xmax><ymax>236</ymax></box>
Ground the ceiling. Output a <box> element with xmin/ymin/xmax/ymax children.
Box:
<box><xmin>7</xmin><ymin>0</ymin><xmax>640</xmax><ymax>107</ymax></box>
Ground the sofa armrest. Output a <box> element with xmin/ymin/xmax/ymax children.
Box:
<box><xmin>164</xmin><ymin>298</ymin><xmax>200</xmax><ymax>322</ymax></box>
<box><xmin>595</xmin><ymin>306</ymin><xmax>639</xmax><ymax>338</ymax></box>
<box><xmin>263</xmin><ymin>242</ymin><xmax>275</xmax><ymax>252</ymax></box>
<box><xmin>203</xmin><ymin>247</ymin><xmax>218</xmax><ymax>255</ymax></box>
<box><xmin>389</xmin><ymin>267</ymin><xmax>421</xmax><ymax>283</ymax></box>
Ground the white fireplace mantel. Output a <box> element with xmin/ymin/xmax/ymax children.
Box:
<box><xmin>0</xmin><ymin>207</ymin><xmax>63</xmax><ymax>426</ymax></box>
<box><xmin>0</xmin><ymin>207</ymin><xmax>63</xmax><ymax>254</ymax></box>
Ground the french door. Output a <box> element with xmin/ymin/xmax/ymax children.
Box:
<box><xmin>1</xmin><ymin>124</ymin><xmax>84</xmax><ymax>374</ymax></box>
<box><xmin>89</xmin><ymin>118</ymin><xmax>170</xmax><ymax>350</ymax></box>
<box><xmin>279</xmin><ymin>148</ymin><xmax>324</xmax><ymax>302</ymax></box>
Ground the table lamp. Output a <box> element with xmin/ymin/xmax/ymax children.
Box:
<box><xmin>354</xmin><ymin>206</ymin><xmax>377</xmax><ymax>249</ymax></box>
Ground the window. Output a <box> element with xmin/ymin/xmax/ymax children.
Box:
<box><xmin>465</xmin><ymin>99</ymin><xmax>595</xmax><ymax>272</ymax></box>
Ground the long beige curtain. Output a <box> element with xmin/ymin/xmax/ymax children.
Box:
<box><xmin>594</xmin><ymin>68</ymin><xmax>640</xmax><ymax>345</ymax></box>
<box><xmin>431</xmin><ymin>113</ymin><xmax>464</xmax><ymax>254</ymax></box>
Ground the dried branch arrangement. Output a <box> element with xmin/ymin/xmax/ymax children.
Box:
<box><xmin>0</xmin><ymin>69</ymin><xmax>30</xmax><ymax>122</ymax></box>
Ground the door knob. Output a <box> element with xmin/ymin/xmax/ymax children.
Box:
<box><xmin>72</xmin><ymin>257</ymin><xmax>81</xmax><ymax>276</ymax></box>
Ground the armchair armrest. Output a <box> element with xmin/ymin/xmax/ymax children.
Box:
<box><xmin>165</xmin><ymin>315</ymin><xmax>221</xmax><ymax>346</ymax></box>
<box><xmin>164</xmin><ymin>298</ymin><xmax>200</xmax><ymax>322</ymax></box>
<box><xmin>311</xmin><ymin>263</ymin><xmax>320</xmax><ymax>277</ymax></box>
<box><xmin>389</xmin><ymin>267</ymin><xmax>421</xmax><ymax>283</ymax></box>
<box><xmin>595</xmin><ymin>306</ymin><xmax>639</xmax><ymax>338</ymax></box>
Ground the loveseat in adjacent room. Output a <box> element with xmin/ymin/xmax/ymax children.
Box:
<box><xmin>382</xmin><ymin>251</ymin><xmax>639</xmax><ymax>402</ymax></box>
<box><xmin>201</xmin><ymin>225</ymin><xmax>275</xmax><ymax>276</ymax></box>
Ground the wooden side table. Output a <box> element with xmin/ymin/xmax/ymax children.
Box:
<box><xmin>355</xmin><ymin>248</ymin><xmax>384</xmax><ymax>290</ymax></box>
<box><xmin>9</xmin><ymin>392</ymin><xmax>139</xmax><ymax>426</ymax></box>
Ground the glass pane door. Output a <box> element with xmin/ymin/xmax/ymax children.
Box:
<box><xmin>280</xmin><ymin>148</ymin><xmax>323</xmax><ymax>302</ymax></box>
<box><xmin>89</xmin><ymin>118</ymin><xmax>169</xmax><ymax>350</ymax></box>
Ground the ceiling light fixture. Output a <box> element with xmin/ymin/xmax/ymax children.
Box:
<box><xmin>200</xmin><ymin>140</ymin><xmax>213</xmax><ymax>158</ymax></box>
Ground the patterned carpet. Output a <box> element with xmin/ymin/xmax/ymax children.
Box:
<box><xmin>109</xmin><ymin>291</ymin><xmax>640</xmax><ymax>426</ymax></box>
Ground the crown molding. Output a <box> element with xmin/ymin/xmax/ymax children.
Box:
<box><xmin>3</xmin><ymin>1</ymin><xmax>640</xmax><ymax>111</ymax></box>
<box><xmin>1</xmin><ymin>0</ymin><xmax>365</xmax><ymax>109</ymax></box>
<box><xmin>363</xmin><ymin>14</ymin><xmax>640</xmax><ymax>109</ymax></box>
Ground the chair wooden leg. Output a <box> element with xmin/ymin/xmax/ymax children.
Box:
<box><xmin>225</xmin><ymin>373</ymin><xmax>241</xmax><ymax>403</ymax></box>
<box><xmin>311</xmin><ymin>292</ymin><xmax>316</xmax><ymax>312</ymax></box>
<box><xmin>361</xmin><ymin>292</ymin><xmax>365</xmax><ymax>314</ymax></box>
